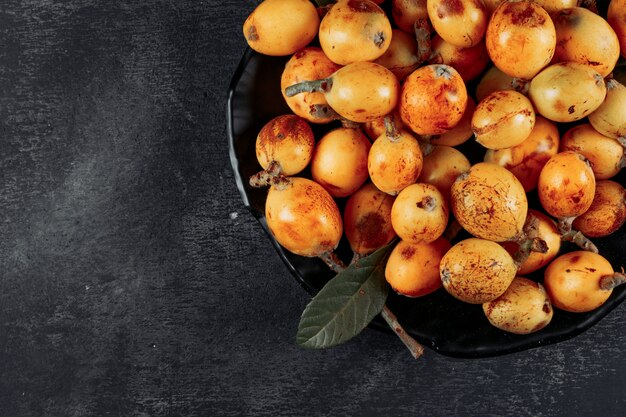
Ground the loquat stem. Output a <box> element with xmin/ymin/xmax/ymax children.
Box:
<box><xmin>340</xmin><ymin>118</ymin><xmax>361</xmax><ymax>130</ymax></box>
<box><xmin>308</xmin><ymin>104</ymin><xmax>361</xmax><ymax>129</ymax></box>
<box><xmin>513</xmin><ymin>237</ymin><xmax>548</xmax><ymax>268</ymax></box>
<box><xmin>414</xmin><ymin>18</ymin><xmax>432</xmax><ymax>64</ymax></box>
<box><xmin>319</xmin><ymin>251</ymin><xmax>348</xmax><ymax>273</ymax></box>
<box><xmin>600</xmin><ymin>272</ymin><xmax>626</xmax><ymax>291</ymax></box>
<box><xmin>512</xmin><ymin>212</ymin><xmax>548</xmax><ymax>267</ymax></box>
<box><xmin>285</xmin><ymin>78</ymin><xmax>333</xmax><ymax>97</ymax></box>
<box><xmin>384</xmin><ymin>114</ymin><xmax>401</xmax><ymax>140</ymax></box>
<box><xmin>381</xmin><ymin>305</ymin><xmax>425</xmax><ymax>359</ymax></box>
<box><xmin>309</xmin><ymin>104</ymin><xmax>338</xmax><ymax>120</ymax></box>
<box><xmin>249</xmin><ymin>160</ymin><xmax>284</xmax><ymax>188</ymax></box>
<box><xmin>561</xmin><ymin>230</ymin><xmax>599</xmax><ymax>253</ymax></box>
<box><xmin>428</xmin><ymin>51</ymin><xmax>442</xmax><ymax>65</ymax></box>
<box><xmin>511</xmin><ymin>77</ymin><xmax>530</xmax><ymax>95</ymax></box>
<box><xmin>556</xmin><ymin>215</ymin><xmax>597</xmax><ymax>252</ymax></box>
<box><xmin>416</xmin><ymin>195</ymin><xmax>436</xmax><ymax>211</ymax></box>
<box><xmin>349</xmin><ymin>252</ymin><xmax>364</xmax><ymax>266</ymax></box>
<box><xmin>557</xmin><ymin>216</ymin><xmax>575</xmax><ymax>235</ymax></box>
<box><xmin>419</xmin><ymin>140</ymin><xmax>435</xmax><ymax>156</ymax></box>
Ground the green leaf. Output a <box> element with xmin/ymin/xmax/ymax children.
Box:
<box><xmin>296</xmin><ymin>244</ymin><xmax>393</xmax><ymax>349</ymax></box>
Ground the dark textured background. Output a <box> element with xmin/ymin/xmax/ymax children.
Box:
<box><xmin>1</xmin><ymin>1</ymin><xmax>625</xmax><ymax>416</ymax></box>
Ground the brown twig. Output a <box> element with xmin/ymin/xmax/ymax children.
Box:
<box><xmin>600</xmin><ymin>271</ymin><xmax>626</xmax><ymax>290</ymax></box>
<box><xmin>319</xmin><ymin>250</ymin><xmax>425</xmax><ymax>359</ymax></box>
<box><xmin>381</xmin><ymin>305</ymin><xmax>425</xmax><ymax>360</ymax></box>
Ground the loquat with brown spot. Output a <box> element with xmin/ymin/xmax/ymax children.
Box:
<box><xmin>483</xmin><ymin>277</ymin><xmax>554</xmax><ymax>335</ymax></box>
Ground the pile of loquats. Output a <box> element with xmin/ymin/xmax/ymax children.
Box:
<box><xmin>242</xmin><ymin>0</ymin><xmax>626</xmax><ymax>337</ymax></box>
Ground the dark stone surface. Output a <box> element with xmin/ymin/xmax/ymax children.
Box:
<box><xmin>0</xmin><ymin>1</ymin><xmax>625</xmax><ymax>416</ymax></box>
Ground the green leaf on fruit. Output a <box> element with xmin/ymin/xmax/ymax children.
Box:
<box><xmin>296</xmin><ymin>244</ymin><xmax>392</xmax><ymax>349</ymax></box>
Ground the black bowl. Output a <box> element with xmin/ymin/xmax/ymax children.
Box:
<box><xmin>227</xmin><ymin>46</ymin><xmax>626</xmax><ymax>358</ymax></box>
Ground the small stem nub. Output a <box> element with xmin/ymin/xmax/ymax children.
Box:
<box><xmin>511</xmin><ymin>77</ymin><xmax>529</xmax><ymax>95</ymax></box>
<box><xmin>419</xmin><ymin>139</ymin><xmax>435</xmax><ymax>157</ymax></box>
<box><xmin>309</xmin><ymin>104</ymin><xmax>360</xmax><ymax>129</ymax></box>
<box><xmin>416</xmin><ymin>195</ymin><xmax>436</xmax><ymax>211</ymax></box>
<box><xmin>249</xmin><ymin>160</ymin><xmax>284</xmax><ymax>188</ymax></box>
<box><xmin>561</xmin><ymin>230</ymin><xmax>599</xmax><ymax>253</ymax></box>
<box><xmin>600</xmin><ymin>272</ymin><xmax>626</xmax><ymax>291</ymax></box>
<box><xmin>557</xmin><ymin>216</ymin><xmax>575</xmax><ymax>235</ymax></box>
<box><xmin>381</xmin><ymin>305</ymin><xmax>424</xmax><ymax>360</ymax></box>
<box><xmin>349</xmin><ymin>252</ymin><xmax>363</xmax><ymax>266</ymax></box>
<box><xmin>513</xmin><ymin>237</ymin><xmax>548</xmax><ymax>268</ymax></box>
<box><xmin>512</xmin><ymin>212</ymin><xmax>547</xmax><ymax>267</ymax></box>
<box><xmin>414</xmin><ymin>18</ymin><xmax>432</xmax><ymax>64</ymax></box>
<box><xmin>384</xmin><ymin>114</ymin><xmax>401</xmax><ymax>141</ymax></box>
<box><xmin>285</xmin><ymin>78</ymin><xmax>333</xmax><ymax>97</ymax></box>
<box><xmin>618</xmin><ymin>136</ymin><xmax>626</xmax><ymax>149</ymax></box>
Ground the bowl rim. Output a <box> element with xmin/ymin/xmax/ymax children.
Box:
<box><xmin>226</xmin><ymin>47</ymin><xmax>626</xmax><ymax>359</ymax></box>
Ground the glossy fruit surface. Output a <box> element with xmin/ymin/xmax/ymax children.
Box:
<box><xmin>484</xmin><ymin>116</ymin><xmax>559</xmax><ymax>192</ymax></box>
<box><xmin>440</xmin><ymin>238</ymin><xmax>517</xmax><ymax>304</ymax></box>
<box><xmin>385</xmin><ymin>238</ymin><xmax>451</xmax><ymax>297</ymax></box>
<box><xmin>531</xmin><ymin>0</ymin><xmax>578</xmax><ymax>13</ymax></box>
<box><xmin>400</xmin><ymin>64</ymin><xmax>468</xmax><ymax>135</ymax></box>
<box><xmin>326</xmin><ymin>62</ymin><xmax>400</xmax><ymax>123</ymax></box>
<box><xmin>311</xmin><ymin>128</ymin><xmax>371</xmax><ymax>197</ymax></box>
<box><xmin>374</xmin><ymin>29</ymin><xmax>421</xmax><ymax>81</ymax></box>
<box><xmin>544</xmin><ymin>251</ymin><xmax>615</xmax><ymax>313</ymax></box>
<box><xmin>392</xmin><ymin>0</ymin><xmax>429</xmax><ymax>33</ymax></box>
<box><xmin>430</xmin><ymin>36</ymin><xmax>490</xmax><ymax>81</ymax></box>
<box><xmin>573</xmin><ymin>180</ymin><xmax>626</xmax><ymax>238</ymax></box>
<box><xmin>483</xmin><ymin>277</ymin><xmax>553</xmax><ymax>334</ymax></box>
<box><xmin>608</xmin><ymin>0</ymin><xmax>626</xmax><ymax>58</ymax></box>
<box><xmin>344</xmin><ymin>183</ymin><xmax>397</xmax><ymax>255</ymax></box>
<box><xmin>560</xmin><ymin>124</ymin><xmax>624</xmax><ymax>180</ymax></box>
<box><xmin>588</xmin><ymin>79</ymin><xmax>626</xmax><ymax>140</ymax></box>
<box><xmin>368</xmin><ymin>129</ymin><xmax>423</xmax><ymax>195</ymax></box>
<box><xmin>391</xmin><ymin>183</ymin><xmax>449</xmax><ymax>244</ymax></box>
<box><xmin>255</xmin><ymin>114</ymin><xmax>315</xmax><ymax>175</ymax></box>
<box><xmin>472</xmin><ymin>90</ymin><xmax>535</xmax><ymax>150</ymax></box>
<box><xmin>538</xmin><ymin>151</ymin><xmax>596</xmax><ymax>219</ymax></box>
<box><xmin>229</xmin><ymin>48</ymin><xmax>626</xmax><ymax>357</ymax></box>
<box><xmin>419</xmin><ymin>145</ymin><xmax>471</xmax><ymax>201</ymax></box>
<box><xmin>319</xmin><ymin>0</ymin><xmax>392</xmax><ymax>65</ymax></box>
<box><xmin>553</xmin><ymin>7</ymin><xmax>620</xmax><ymax>77</ymax></box>
<box><xmin>427</xmin><ymin>0</ymin><xmax>488</xmax><ymax>48</ymax></box>
<box><xmin>475</xmin><ymin>65</ymin><xmax>517</xmax><ymax>102</ymax></box>
<box><xmin>243</xmin><ymin>0</ymin><xmax>320</xmax><ymax>56</ymax></box>
<box><xmin>265</xmin><ymin>177</ymin><xmax>343</xmax><ymax>257</ymax></box>
<box><xmin>486</xmin><ymin>1</ymin><xmax>556</xmax><ymax>79</ymax></box>
<box><xmin>429</xmin><ymin>96</ymin><xmax>475</xmax><ymax>146</ymax></box>
<box><xmin>363</xmin><ymin>110</ymin><xmax>405</xmax><ymax>141</ymax></box>
<box><xmin>281</xmin><ymin>48</ymin><xmax>342</xmax><ymax>124</ymax></box>
<box><xmin>451</xmin><ymin>162</ymin><xmax>528</xmax><ymax>242</ymax></box>
<box><xmin>528</xmin><ymin>62</ymin><xmax>607</xmax><ymax>123</ymax></box>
